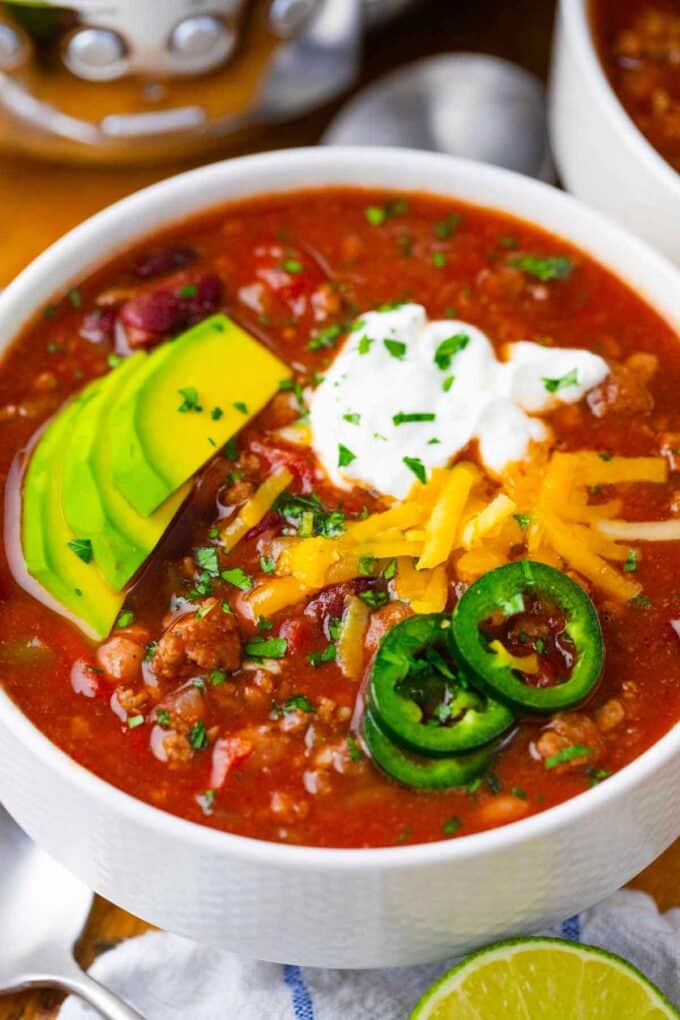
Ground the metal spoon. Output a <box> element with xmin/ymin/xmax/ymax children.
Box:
<box><xmin>0</xmin><ymin>806</ymin><xmax>144</xmax><ymax>1019</ymax></box>
<box><xmin>322</xmin><ymin>53</ymin><xmax>554</xmax><ymax>182</ymax></box>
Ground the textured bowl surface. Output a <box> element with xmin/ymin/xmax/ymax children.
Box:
<box><xmin>0</xmin><ymin>147</ymin><xmax>679</xmax><ymax>967</ymax></box>
<box><xmin>549</xmin><ymin>0</ymin><xmax>680</xmax><ymax>264</ymax></box>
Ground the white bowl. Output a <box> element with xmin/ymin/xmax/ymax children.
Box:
<box><xmin>0</xmin><ymin>148</ymin><xmax>679</xmax><ymax>968</ymax></box>
<box><xmin>549</xmin><ymin>0</ymin><xmax>680</xmax><ymax>264</ymax></box>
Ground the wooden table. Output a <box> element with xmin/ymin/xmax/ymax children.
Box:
<box><xmin>0</xmin><ymin>0</ymin><xmax>677</xmax><ymax>1015</ymax></box>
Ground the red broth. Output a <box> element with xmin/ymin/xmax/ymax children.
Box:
<box><xmin>1</xmin><ymin>187</ymin><xmax>679</xmax><ymax>848</ymax></box>
<box><xmin>591</xmin><ymin>0</ymin><xmax>680</xmax><ymax>172</ymax></box>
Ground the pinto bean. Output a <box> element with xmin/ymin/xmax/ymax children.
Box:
<box><xmin>96</xmin><ymin>635</ymin><xmax>145</xmax><ymax>682</ymax></box>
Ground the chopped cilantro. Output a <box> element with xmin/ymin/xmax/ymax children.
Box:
<box><xmin>156</xmin><ymin>708</ymin><xmax>171</xmax><ymax>728</ymax></box>
<box><xmin>325</xmin><ymin>619</ymin><xmax>341</xmax><ymax>644</ymax></box>
<box><xmin>486</xmin><ymin>773</ymin><xmax>503</xmax><ymax>794</ymax></box>
<box><xmin>308</xmin><ymin>323</ymin><xmax>343</xmax><ymax>351</ymax></box>
<box><xmin>598</xmin><ymin>452</ymin><xmax>614</xmax><ymax>462</ymax></box>
<box><xmin>144</xmin><ymin>641</ymin><xmax>158</xmax><ymax>662</ymax></box>
<box><xmin>115</xmin><ymin>610</ymin><xmax>135</xmax><ymax>629</ymax></box>
<box><xmin>442</xmin><ymin>815</ymin><xmax>462</xmax><ymax>834</ymax></box>
<box><xmin>307</xmin><ymin>644</ymin><xmax>337</xmax><ymax>667</ymax></box>
<box><xmin>221</xmin><ymin>567</ymin><xmax>253</xmax><ymax>591</ymax></box>
<box><xmin>275</xmin><ymin>492</ymin><xmax>345</xmax><ymax>539</ymax></box>
<box><xmin>383</xmin><ymin>558</ymin><xmax>397</xmax><ymax>580</ymax></box>
<box><xmin>629</xmin><ymin>593</ymin><xmax>652</xmax><ymax>610</ymax></box>
<box><xmin>535</xmin><ymin>637</ymin><xmax>546</xmax><ymax>655</ymax></box>
<box><xmin>511</xmin><ymin>786</ymin><xmax>528</xmax><ymax>800</ymax></box>
<box><xmin>281</xmin><ymin>694</ymin><xmax>315</xmax><ymax>714</ymax></box>
<box><xmin>365</xmin><ymin>198</ymin><xmax>407</xmax><ymax>225</ymax></box>
<box><xmin>358</xmin><ymin>334</ymin><xmax>373</xmax><ymax>355</ymax></box>
<box><xmin>500</xmin><ymin>236</ymin><xmax>519</xmax><ymax>249</ymax></box>
<box><xmin>545</xmin><ymin>744</ymin><xmax>592</xmax><ymax>769</ymax></box>
<box><xmin>281</xmin><ymin>258</ymin><xmax>303</xmax><ymax>274</ymax></box>
<box><xmin>432</xmin><ymin>251</ymin><xmax>447</xmax><ymax>268</ymax></box>
<box><xmin>359</xmin><ymin>589</ymin><xmax>390</xmax><ymax>609</ymax></box>
<box><xmin>188</xmin><ymin>721</ymin><xmax>209</xmax><ymax>750</ymax></box>
<box><xmin>586</xmin><ymin>766</ymin><xmax>611</xmax><ymax>787</ymax></box>
<box><xmin>358</xmin><ymin>555</ymin><xmax>377</xmax><ymax>576</ymax></box>
<box><xmin>246</xmin><ymin>636</ymin><xmax>288</xmax><ymax>659</ymax></box>
<box><xmin>233</xmin><ymin>401</ymin><xmax>248</xmax><ymax>415</ymax></box>
<box><xmin>223</xmin><ymin>436</ymin><xmax>238</xmax><ymax>461</ymax></box>
<box><xmin>259</xmin><ymin>555</ymin><xmax>276</xmax><ymax>574</ymax></box>
<box><xmin>338</xmin><ymin>443</ymin><xmax>356</xmax><ymax>468</ymax></box>
<box><xmin>211</xmin><ymin>406</ymin><xmax>223</xmax><ymax>421</ymax></box>
<box><xmin>434</xmin><ymin>333</ymin><xmax>469</xmax><ymax>371</ymax></box>
<box><xmin>542</xmin><ymin>367</ymin><xmax>579</xmax><ymax>394</ymax></box>
<box><xmin>365</xmin><ymin>205</ymin><xmax>387</xmax><ymax>225</ymax></box>
<box><xmin>195</xmin><ymin>546</ymin><xmax>219</xmax><ymax>576</ymax></box>
<box><xmin>69</xmin><ymin>289</ymin><xmax>81</xmax><ymax>308</ymax></box>
<box><xmin>393</xmin><ymin>411</ymin><xmax>436</xmax><ymax>425</ymax></box>
<box><xmin>209</xmin><ymin>669</ymin><xmax>227</xmax><ymax>686</ymax></box>
<box><xmin>177</xmin><ymin>283</ymin><xmax>198</xmax><ymax>298</ymax></box>
<box><xmin>178</xmin><ymin>386</ymin><xmax>202</xmax><ymax>413</ymax></box>
<box><xmin>510</xmin><ymin>254</ymin><xmax>574</xmax><ymax>280</ymax></box>
<box><xmin>343</xmin><ymin>412</ymin><xmax>361</xmax><ymax>425</ymax></box>
<box><xmin>433</xmin><ymin>213</ymin><xmax>460</xmax><ymax>239</ymax></box>
<box><xmin>428</xmin><ymin>437</ymin><xmax>442</xmax><ymax>444</ymax></box>
<box><xmin>513</xmin><ymin>513</ymin><xmax>531</xmax><ymax>530</ymax></box>
<box><xmin>442</xmin><ymin>376</ymin><xmax>455</xmax><ymax>392</ymax></box>
<box><xmin>383</xmin><ymin>338</ymin><xmax>407</xmax><ymax>360</ymax></box>
<box><xmin>624</xmin><ymin>549</ymin><xmax>638</xmax><ymax>573</ymax></box>
<box><xmin>403</xmin><ymin>456</ymin><xmax>427</xmax><ymax>484</ymax></box>
<box><xmin>67</xmin><ymin>538</ymin><xmax>93</xmax><ymax>564</ymax></box>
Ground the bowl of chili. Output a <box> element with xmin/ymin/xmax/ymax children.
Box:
<box><xmin>0</xmin><ymin>147</ymin><xmax>679</xmax><ymax>967</ymax></box>
<box><xmin>549</xmin><ymin>0</ymin><xmax>680</xmax><ymax>264</ymax></box>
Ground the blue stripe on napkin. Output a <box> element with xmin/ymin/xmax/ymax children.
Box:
<box><xmin>561</xmin><ymin>914</ymin><xmax>582</xmax><ymax>941</ymax></box>
<box><xmin>283</xmin><ymin>964</ymin><xmax>315</xmax><ymax>1019</ymax></box>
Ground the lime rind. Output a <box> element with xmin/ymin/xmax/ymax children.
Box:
<box><xmin>410</xmin><ymin>936</ymin><xmax>679</xmax><ymax>1019</ymax></box>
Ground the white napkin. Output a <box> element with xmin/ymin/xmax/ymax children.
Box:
<box><xmin>60</xmin><ymin>889</ymin><xmax>679</xmax><ymax>1019</ymax></box>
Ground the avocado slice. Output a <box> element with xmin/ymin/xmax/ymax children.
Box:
<box><xmin>23</xmin><ymin>394</ymin><xmax>125</xmax><ymax>639</ymax></box>
<box><xmin>110</xmin><ymin>314</ymin><xmax>290</xmax><ymax>516</ymax></box>
<box><xmin>62</xmin><ymin>354</ymin><xmax>189</xmax><ymax>590</ymax></box>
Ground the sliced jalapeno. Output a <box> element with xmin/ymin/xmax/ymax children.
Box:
<box><xmin>369</xmin><ymin>614</ymin><xmax>514</xmax><ymax>755</ymax></box>
<box><xmin>451</xmin><ymin>561</ymin><xmax>604</xmax><ymax>713</ymax></box>
<box><xmin>362</xmin><ymin>708</ymin><xmax>495</xmax><ymax>790</ymax></box>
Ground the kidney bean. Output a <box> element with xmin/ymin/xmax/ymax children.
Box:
<box><xmin>134</xmin><ymin>246</ymin><xmax>196</xmax><ymax>279</ymax></box>
<box><xmin>120</xmin><ymin>273</ymin><xmax>224</xmax><ymax>349</ymax></box>
<box><xmin>245</xmin><ymin>510</ymin><xmax>282</xmax><ymax>541</ymax></box>
<box><xmin>305</xmin><ymin>578</ymin><xmax>377</xmax><ymax>627</ymax></box>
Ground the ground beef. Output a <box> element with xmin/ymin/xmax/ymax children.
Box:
<box><xmin>151</xmin><ymin>598</ymin><xmax>242</xmax><ymax>681</ymax></box>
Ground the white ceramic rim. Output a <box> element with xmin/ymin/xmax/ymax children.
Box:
<box><xmin>564</xmin><ymin>0</ymin><xmax>680</xmax><ymax>195</ymax></box>
<box><xmin>1</xmin><ymin>145</ymin><xmax>679</xmax><ymax>875</ymax></box>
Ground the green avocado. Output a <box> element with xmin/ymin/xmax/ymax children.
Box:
<box><xmin>22</xmin><ymin>394</ymin><xmax>125</xmax><ymax>639</ymax></box>
<box><xmin>109</xmin><ymin>314</ymin><xmax>290</xmax><ymax>516</ymax></box>
<box><xmin>61</xmin><ymin>354</ymin><xmax>189</xmax><ymax>590</ymax></box>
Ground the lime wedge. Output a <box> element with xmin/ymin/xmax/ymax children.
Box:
<box><xmin>410</xmin><ymin>937</ymin><xmax>679</xmax><ymax>1019</ymax></box>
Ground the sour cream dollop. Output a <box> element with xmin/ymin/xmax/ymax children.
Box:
<box><xmin>310</xmin><ymin>303</ymin><xmax>608</xmax><ymax>499</ymax></box>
